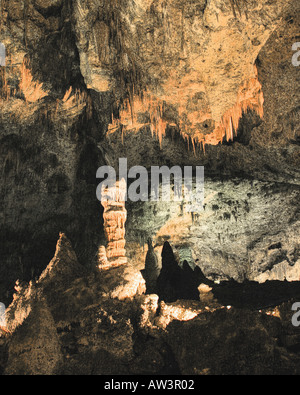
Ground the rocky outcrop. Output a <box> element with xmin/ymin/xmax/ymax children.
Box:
<box><xmin>1</xmin><ymin>233</ymin><xmax>300</xmax><ymax>375</ymax></box>
<box><xmin>5</xmin><ymin>298</ymin><xmax>62</xmax><ymax>375</ymax></box>
<box><xmin>166</xmin><ymin>306</ymin><xmax>300</xmax><ymax>375</ymax></box>
<box><xmin>2</xmin><ymin>233</ymin><xmax>144</xmax><ymax>374</ymax></box>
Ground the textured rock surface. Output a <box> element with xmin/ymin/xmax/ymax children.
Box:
<box><xmin>103</xmin><ymin>0</ymin><xmax>300</xmax><ymax>182</ymax></box>
<box><xmin>98</xmin><ymin>179</ymin><xmax>128</xmax><ymax>269</ymax></box>
<box><xmin>0</xmin><ymin>0</ymin><xmax>299</xmax><ymax>303</ymax></box>
<box><xmin>2</xmin><ymin>234</ymin><xmax>144</xmax><ymax>374</ymax></box>
<box><xmin>126</xmin><ymin>179</ymin><xmax>300</xmax><ymax>283</ymax></box>
<box><xmin>0</xmin><ymin>0</ymin><xmax>108</xmax><ymax>303</ymax></box>
<box><xmin>166</xmin><ymin>307</ymin><xmax>300</xmax><ymax>375</ymax></box>
<box><xmin>1</xmin><ymin>233</ymin><xmax>300</xmax><ymax>375</ymax></box>
<box><xmin>5</xmin><ymin>298</ymin><xmax>62</xmax><ymax>375</ymax></box>
<box><xmin>0</xmin><ymin>0</ymin><xmax>299</xmax><ymax>375</ymax></box>
<box><xmin>73</xmin><ymin>0</ymin><xmax>291</xmax><ymax>146</ymax></box>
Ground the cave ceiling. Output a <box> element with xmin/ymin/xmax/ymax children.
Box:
<box><xmin>74</xmin><ymin>0</ymin><xmax>290</xmax><ymax>147</ymax></box>
<box><xmin>0</xmin><ymin>0</ymin><xmax>294</xmax><ymax>150</ymax></box>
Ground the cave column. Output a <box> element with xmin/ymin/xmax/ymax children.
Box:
<box><xmin>98</xmin><ymin>179</ymin><xmax>128</xmax><ymax>270</ymax></box>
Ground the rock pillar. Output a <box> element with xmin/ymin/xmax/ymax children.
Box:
<box><xmin>98</xmin><ymin>179</ymin><xmax>128</xmax><ymax>270</ymax></box>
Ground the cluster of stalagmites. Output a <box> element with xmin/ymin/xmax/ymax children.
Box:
<box><xmin>98</xmin><ymin>179</ymin><xmax>128</xmax><ymax>270</ymax></box>
<box><xmin>143</xmin><ymin>240</ymin><xmax>300</xmax><ymax>309</ymax></box>
<box><xmin>94</xmin><ymin>181</ymin><xmax>300</xmax><ymax>306</ymax></box>
<box><xmin>142</xmin><ymin>239</ymin><xmax>208</xmax><ymax>303</ymax></box>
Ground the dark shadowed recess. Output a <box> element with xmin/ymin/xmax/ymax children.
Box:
<box><xmin>143</xmin><ymin>241</ymin><xmax>300</xmax><ymax>310</ymax></box>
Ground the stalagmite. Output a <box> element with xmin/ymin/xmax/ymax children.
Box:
<box><xmin>98</xmin><ymin>178</ymin><xmax>128</xmax><ymax>270</ymax></box>
<box><xmin>143</xmin><ymin>238</ymin><xmax>161</xmax><ymax>294</ymax></box>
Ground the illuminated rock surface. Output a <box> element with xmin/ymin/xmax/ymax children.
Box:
<box><xmin>0</xmin><ymin>0</ymin><xmax>299</xmax><ymax>375</ymax></box>
<box><xmin>1</xmin><ymin>234</ymin><xmax>300</xmax><ymax>375</ymax></box>
<box><xmin>74</xmin><ymin>0</ymin><xmax>283</xmax><ymax>146</ymax></box>
<box><xmin>98</xmin><ymin>179</ymin><xmax>128</xmax><ymax>269</ymax></box>
<box><xmin>126</xmin><ymin>179</ymin><xmax>300</xmax><ymax>283</ymax></box>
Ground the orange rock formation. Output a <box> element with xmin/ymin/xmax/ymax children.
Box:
<box><xmin>107</xmin><ymin>66</ymin><xmax>264</xmax><ymax>151</ymax></box>
<box><xmin>98</xmin><ymin>179</ymin><xmax>128</xmax><ymax>270</ymax></box>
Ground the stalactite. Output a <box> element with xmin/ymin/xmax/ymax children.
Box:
<box><xmin>177</xmin><ymin>66</ymin><xmax>264</xmax><ymax>151</ymax></box>
<box><xmin>229</xmin><ymin>0</ymin><xmax>248</xmax><ymax>20</ymax></box>
<box><xmin>23</xmin><ymin>0</ymin><xmax>29</xmax><ymax>48</ymax></box>
<box><xmin>107</xmin><ymin>92</ymin><xmax>167</xmax><ymax>147</ymax></box>
<box><xmin>217</xmin><ymin>67</ymin><xmax>264</xmax><ymax>143</ymax></box>
<box><xmin>20</xmin><ymin>58</ymin><xmax>48</xmax><ymax>103</ymax></box>
<box><xmin>0</xmin><ymin>68</ymin><xmax>9</xmax><ymax>99</ymax></box>
<box><xmin>108</xmin><ymin>61</ymin><xmax>263</xmax><ymax>153</ymax></box>
<box><xmin>53</xmin><ymin>86</ymin><xmax>89</xmax><ymax>119</ymax></box>
<box><xmin>0</xmin><ymin>0</ymin><xmax>3</xmax><ymax>33</ymax></box>
<box><xmin>229</xmin><ymin>0</ymin><xmax>237</xmax><ymax>18</ymax></box>
<box><xmin>86</xmin><ymin>95</ymin><xmax>93</xmax><ymax>120</ymax></box>
<box><xmin>0</xmin><ymin>326</ymin><xmax>10</xmax><ymax>335</ymax></box>
<box><xmin>62</xmin><ymin>86</ymin><xmax>72</xmax><ymax>102</ymax></box>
